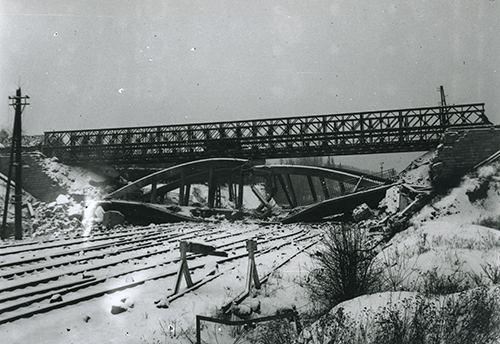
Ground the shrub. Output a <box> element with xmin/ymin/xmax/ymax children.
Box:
<box><xmin>300</xmin><ymin>288</ymin><xmax>500</xmax><ymax>344</ymax></box>
<box><xmin>373</xmin><ymin>288</ymin><xmax>500</xmax><ymax>344</ymax></box>
<box><xmin>481</xmin><ymin>262</ymin><xmax>500</xmax><ymax>285</ymax></box>
<box><xmin>248</xmin><ymin>319</ymin><xmax>298</xmax><ymax>344</ymax></box>
<box><xmin>420</xmin><ymin>267</ymin><xmax>471</xmax><ymax>295</ymax></box>
<box><xmin>305</xmin><ymin>224</ymin><xmax>379</xmax><ymax>312</ymax></box>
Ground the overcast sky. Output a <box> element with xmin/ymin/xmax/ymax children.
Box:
<box><xmin>0</xmin><ymin>0</ymin><xmax>499</xmax><ymax>170</ymax></box>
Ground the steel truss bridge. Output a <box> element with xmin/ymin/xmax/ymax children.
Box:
<box><xmin>43</xmin><ymin>103</ymin><xmax>491</xmax><ymax>165</ymax></box>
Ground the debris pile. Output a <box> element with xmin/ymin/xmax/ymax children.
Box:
<box><xmin>37</xmin><ymin>155</ymin><xmax>107</xmax><ymax>198</ymax></box>
<box><xmin>30</xmin><ymin>194</ymin><xmax>85</xmax><ymax>238</ymax></box>
<box><xmin>351</xmin><ymin>151</ymin><xmax>436</xmax><ymax>237</ymax></box>
<box><xmin>296</xmin><ymin>156</ymin><xmax>500</xmax><ymax>344</ymax></box>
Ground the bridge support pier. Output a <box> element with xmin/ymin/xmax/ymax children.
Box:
<box><xmin>320</xmin><ymin>177</ymin><xmax>330</xmax><ymax>199</ymax></box>
<box><xmin>182</xmin><ymin>184</ymin><xmax>191</xmax><ymax>206</ymax></box>
<box><xmin>307</xmin><ymin>175</ymin><xmax>318</xmax><ymax>203</ymax></box>
<box><xmin>285</xmin><ymin>174</ymin><xmax>297</xmax><ymax>208</ymax></box>
<box><xmin>339</xmin><ymin>181</ymin><xmax>346</xmax><ymax>195</ymax></box>
<box><xmin>277</xmin><ymin>174</ymin><xmax>294</xmax><ymax>208</ymax></box>
<box><xmin>237</xmin><ymin>171</ymin><xmax>244</xmax><ymax>209</ymax></box>
<box><xmin>207</xmin><ymin>167</ymin><xmax>216</xmax><ymax>208</ymax></box>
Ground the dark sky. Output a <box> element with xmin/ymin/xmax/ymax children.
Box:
<box><xmin>1</xmin><ymin>0</ymin><xmax>499</xmax><ymax>170</ymax></box>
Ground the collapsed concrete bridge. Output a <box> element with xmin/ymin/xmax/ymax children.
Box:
<box><xmin>102</xmin><ymin>158</ymin><xmax>389</xmax><ymax>223</ymax></box>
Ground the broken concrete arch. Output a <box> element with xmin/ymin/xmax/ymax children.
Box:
<box><xmin>101</xmin><ymin>158</ymin><xmax>391</xmax><ymax>224</ymax></box>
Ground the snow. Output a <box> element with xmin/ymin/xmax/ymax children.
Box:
<box><xmin>399</xmin><ymin>150</ymin><xmax>434</xmax><ymax>187</ymax></box>
<box><xmin>2</xmin><ymin>152</ymin><xmax>499</xmax><ymax>343</ymax></box>
<box><xmin>299</xmin><ymin>161</ymin><xmax>500</xmax><ymax>343</ymax></box>
<box><xmin>379</xmin><ymin>185</ymin><xmax>401</xmax><ymax>214</ymax></box>
<box><xmin>0</xmin><ymin>222</ymin><xmax>320</xmax><ymax>344</ymax></box>
<box><xmin>412</xmin><ymin>163</ymin><xmax>500</xmax><ymax>228</ymax></box>
<box><xmin>56</xmin><ymin>194</ymin><xmax>70</xmax><ymax>205</ymax></box>
<box><xmin>297</xmin><ymin>287</ymin><xmax>500</xmax><ymax>344</ymax></box>
<box><xmin>375</xmin><ymin>162</ymin><xmax>500</xmax><ymax>290</ymax></box>
<box><xmin>39</xmin><ymin>156</ymin><xmax>105</xmax><ymax>197</ymax></box>
<box><xmin>378</xmin><ymin>151</ymin><xmax>435</xmax><ymax>216</ymax></box>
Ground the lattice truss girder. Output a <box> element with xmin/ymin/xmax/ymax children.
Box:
<box><xmin>43</xmin><ymin>103</ymin><xmax>490</xmax><ymax>164</ymax></box>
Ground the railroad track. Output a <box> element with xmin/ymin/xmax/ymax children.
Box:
<box><xmin>0</xmin><ymin>223</ymin><xmax>319</xmax><ymax>325</ymax></box>
<box><xmin>0</xmin><ymin>224</ymin><xmax>269</xmax><ymax>278</ymax></box>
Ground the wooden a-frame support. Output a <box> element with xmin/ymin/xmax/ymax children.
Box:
<box><xmin>173</xmin><ymin>241</ymin><xmax>228</xmax><ymax>295</ymax></box>
<box><xmin>245</xmin><ymin>239</ymin><xmax>261</xmax><ymax>291</ymax></box>
<box><xmin>174</xmin><ymin>241</ymin><xmax>194</xmax><ymax>294</ymax></box>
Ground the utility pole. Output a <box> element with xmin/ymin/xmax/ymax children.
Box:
<box><xmin>1</xmin><ymin>88</ymin><xmax>29</xmax><ymax>240</ymax></box>
<box><xmin>439</xmin><ymin>85</ymin><xmax>447</xmax><ymax>107</ymax></box>
<box><xmin>439</xmin><ymin>85</ymin><xmax>448</xmax><ymax>126</ymax></box>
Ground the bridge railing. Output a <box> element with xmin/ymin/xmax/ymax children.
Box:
<box><xmin>43</xmin><ymin>103</ymin><xmax>489</xmax><ymax>164</ymax></box>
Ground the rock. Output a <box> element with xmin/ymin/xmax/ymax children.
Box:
<box><xmin>83</xmin><ymin>315</ymin><xmax>91</xmax><ymax>323</ymax></box>
<box><xmin>50</xmin><ymin>294</ymin><xmax>63</xmax><ymax>303</ymax></box>
<box><xmin>155</xmin><ymin>297</ymin><xmax>170</xmax><ymax>308</ymax></box>
<box><xmin>243</xmin><ymin>298</ymin><xmax>261</xmax><ymax>313</ymax></box>
<box><xmin>102</xmin><ymin>211</ymin><xmax>125</xmax><ymax>228</ymax></box>
<box><xmin>352</xmin><ymin>203</ymin><xmax>374</xmax><ymax>222</ymax></box>
<box><xmin>190</xmin><ymin>208</ymin><xmax>203</xmax><ymax>217</ymax></box>
<box><xmin>67</xmin><ymin>204</ymin><xmax>83</xmax><ymax>220</ymax></box>
<box><xmin>110</xmin><ymin>304</ymin><xmax>127</xmax><ymax>314</ymax></box>
<box><xmin>94</xmin><ymin>206</ymin><xmax>105</xmax><ymax>222</ymax></box>
<box><xmin>56</xmin><ymin>194</ymin><xmax>71</xmax><ymax>205</ymax></box>
<box><xmin>276</xmin><ymin>305</ymin><xmax>297</xmax><ymax>316</ymax></box>
<box><xmin>233</xmin><ymin>304</ymin><xmax>252</xmax><ymax>319</ymax></box>
<box><xmin>302</xmin><ymin>328</ymin><xmax>312</xmax><ymax>340</ymax></box>
<box><xmin>166</xmin><ymin>205</ymin><xmax>181</xmax><ymax>212</ymax></box>
<box><xmin>122</xmin><ymin>298</ymin><xmax>134</xmax><ymax>309</ymax></box>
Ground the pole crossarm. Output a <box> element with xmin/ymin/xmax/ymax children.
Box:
<box><xmin>42</xmin><ymin>103</ymin><xmax>491</xmax><ymax>165</ymax></box>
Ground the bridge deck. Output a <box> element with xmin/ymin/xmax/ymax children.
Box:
<box><xmin>43</xmin><ymin>103</ymin><xmax>490</xmax><ymax>165</ymax></box>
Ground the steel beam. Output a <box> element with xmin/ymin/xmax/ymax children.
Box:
<box><xmin>307</xmin><ymin>175</ymin><xmax>318</xmax><ymax>202</ymax></box>
<box><xmin>42</xmin><ymin>103</ymin><xmax>491</xmax><ymax>165</ymax></box>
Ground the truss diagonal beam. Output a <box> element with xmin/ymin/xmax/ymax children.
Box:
<box><xmin>43</xmin><ymin>103</ymin><xmax>491</xmax><ymax>165</ymax></box>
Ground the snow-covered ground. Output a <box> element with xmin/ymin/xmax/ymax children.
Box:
<box><xmin>0</xmin><ymin>222</ymin><xmax>320</xmax><ymax>344</ymax></box>
<box><xmin>38</xmin><ymin>156</ymin><xmax>106</xmax><ymax>198</ymax></box>
<box><xmin>298</xmin><ymin>162</ymin><xmax>500</xmax><ymax>343</ymax></box>
<box><xmin>2</xmin><ymin>151</ymin><xmax>499</xmax><ymax>343</ymax></box>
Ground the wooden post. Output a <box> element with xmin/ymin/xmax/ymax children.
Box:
<box><xmin>196</xmin><ymin>316</ymin><xmax>201</xmax><ymax>344</ymax></box>
<box><xmin>0</xmin><ymin>132</ymin><xmax>15</xmax><ymax>240</ymax></box>
<box><xmin>2</xmin><ymin>89</ymin><xmax>29</xmax><ymax>240</ymax></box>
<box><xmin>246</xmin><ymin>239</ymin><xmax>261</xmax><ymax>290</ymax></box>
<box><xmin>13</xmin><ymin>89</ymin><xmax>23</xmax><ymax>240</ymax></box>
<box><xmin>172</xmin><ymin>241</ymin><xmax>227</xmax><ymax>296</ymax></box>
<box><xmin>174</xmin><ymin>241</ymin><xmax>194</xmax><ymax>294</ymax></box>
